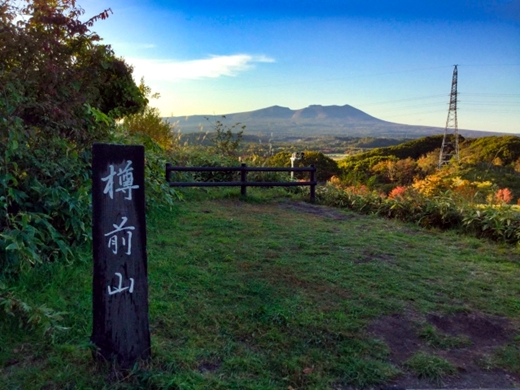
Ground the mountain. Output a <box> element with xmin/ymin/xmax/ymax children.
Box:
<box><xmin>165</xmin><ymin>104</ymin><xmax>503</xmax><ymax>139</ymax></box>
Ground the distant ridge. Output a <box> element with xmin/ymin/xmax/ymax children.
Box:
<box><xmin>234</xmin><ymin>105</ymin><xmax>293</xmax><ymax>119</ymax></box>
<box><xmin>292</xmin><ymin>104</ymin><xmax>380</xmax><ymax>122</ymax></box>
<box><xmin>165</xmin><ymin>104</ymin><xmax>505</xmax><ymax>139</ymax></box>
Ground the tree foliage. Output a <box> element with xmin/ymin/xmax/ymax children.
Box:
<box><xmin>0</xmin><ymin>0</ymin><xmax>147</xmax><ymax>146</ymax></box>
<box><xmin>123</xmin><ymin>107</ymin><xmax>177</xmax><ymax>150</ymax></box>
<box><xmin>1</xmin><ymin>0</ymin><xmax>147</xmax><ymax>277</ymax></box>
<box><xmin>208</xmin><ymin>117</ymin><xmax>245</xmax><ymax>158</ymax></box>
<box><xmin>121</xmin><ymin>82</ymin><xmax>178</xmax><ymax>151</ymax></box>
<box><xmin>338</xmin><ymin>135</ymin><xmax>456</xmax><ymax>170</ymax></box>
<box><xmin>335</xmin><ymin>134</ymin><xmax>520</xmax><ymax>201</ymax></box>
<box><xmin>460</xmin><ymin>136</ymin><xmax>520</xmax><ymax>166</ymax></box>
<box><xmin>371</xmin><ymin>157</ymin><xmax>418</xmax><ymax>186</ymax></box>
<box><xmin>267</xmin><ymin>151</ymin><xmax>341</xmax><ymax>182</ymax></box>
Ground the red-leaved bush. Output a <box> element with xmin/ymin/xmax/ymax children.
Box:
<box><xmin>495</xmin><ymin>188</ymin><xmax>513</xmax><ymax>204</ymax></box>
<box><xmin>388</xmin><ymin>186</ymin><xmax>408</xmax><ymax>199</ymax></box>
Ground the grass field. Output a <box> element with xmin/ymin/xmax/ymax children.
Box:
<box><xmin>1</xmin><ymin>189</ymin><xmax>520</xmax><ymax>389</ymax></box>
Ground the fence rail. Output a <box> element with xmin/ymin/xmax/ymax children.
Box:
<box><xmin>166</xmin><ymin>163</ymin><xmax>317</xmax><ymax>202</ymax></box>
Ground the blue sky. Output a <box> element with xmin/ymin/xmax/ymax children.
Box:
<box><xmin>85</xmin><ymin>0</ymin><xmax>520</xmax><ymax>133</ymax></box>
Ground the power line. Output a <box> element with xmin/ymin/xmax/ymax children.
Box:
<box><xmin>457</xmin><ymin>63</ymin><xmax>520</xmax><ymax>67</ymax></box>
<box><xmin>467</xmin><ymin>101</ymin><xmax>520</xmax><ymax>105</ymax></box>
<box><xmin>383</xmin><ymin>109</ymin><xmax>447</xmax><ymax>119</ymax></box>
<box><xmin>460</xmin><ymin>109</ymin><xmax>520</xmax><ymax>114</ymax></box>
<box><xmin>176</xmin><ymin>65</ymin><xmax>455</xmax><ymax>94</ymax></box>
<box><xmin>360</xmin><ymin>94</ymin><xmax>447</xmax><ymax>107</ymax></box>
<box><xmin>463</xmin><ymin>93</ymin><xmax>520</xmax><ymax>97</ymax></box>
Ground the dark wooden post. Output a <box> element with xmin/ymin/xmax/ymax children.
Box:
<box><xmin>165</xmin><ymin>162</ymin><xmax>172</xmax><ymax>183</ymax></box>
<box><xmin>310</xmin><ymin>164</ymin><xmax>316</xmax><ymax>203</ymax></box>
<box><xmin>91</xmin><ymin>143</ymin><xmax>151</xmax><ymax>368</ymax></box>
<box><xmin>240</xmin><ymin>163</ymin><xmax>247</xmax><ymax>197</ymax></box>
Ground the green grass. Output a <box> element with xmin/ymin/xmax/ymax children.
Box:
<box><xmin>1</xmin><ymin>188</ymin><xmax>520</xmax><ymax>389</ymax></box>
<box><xmin>493</xmin><ymin>335</ymin><xmax>520</xmax><ymax>375</ymax></box>
<box><xmin>417</xmin><ymin>324</ymin><xmax>472</xmax><ymax>349</ymax></box>
<box><xmin>403</xmin><ymin>352</ymin><xmax>456</xmax><ymax>382</ymax></box>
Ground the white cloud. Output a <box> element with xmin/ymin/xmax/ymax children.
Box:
<box><xmin>127</xmin><ymin>54</ymin><xmax>275</xmax><ymax>82</ymax></box>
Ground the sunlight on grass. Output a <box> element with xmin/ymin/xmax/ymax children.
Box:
<box><xmin>2</xmin><ymin>190</ymin><xmax>520</xmax><ymax>388</ymax></box>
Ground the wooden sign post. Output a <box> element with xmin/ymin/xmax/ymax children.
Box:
<box><xmin>91</xmin><ymin>143</ymin><xmax>150</xmax><ymax>368</ymax></box>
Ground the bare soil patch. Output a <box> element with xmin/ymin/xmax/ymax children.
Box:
<box><xmin>197</xmin><ymin>360</ymin><xmax>221</xmax><ymax>374</ymax></box>
<box><xmin>274</xmin><ymin>198</ymin><xmax>520</xmax><ymax>388</ymax></box>
<box><xmin>368</xmin><ymin>311</ymin><xmax>520</xmax><ymax>388</ymax></box>
<box><xmin>428</xmin><ymin>312</ymin><xmax>510</xmax><ymax>347</ymax></box>
<box><xmin>278</xmin><ymin>201</ymin><xmax>358</xmax><ymax>221</ymax></box>
<box><xmin>355</xmin><ymin>249</ymin><xmax>396</xmax><ymax>264</ymax></box>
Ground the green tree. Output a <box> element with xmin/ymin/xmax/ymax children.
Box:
<box><xmin>0</xmin><ymin>0</ymin><xmax>146</xmax><ymax>275</ymax></box>
<box><xmin>267</xmin><ymin>151</ymin><xmax>340</xmax><ymax>182</ymax></box>
<box><xmin>0</xmin><ymin>0</ymin><xmax>146</xmax><ymax>146</ymax></box>
<box><xmin>208</xmin><ymin>117</ymin><xmax>245</xmax><ymax>158</ymax></box>
<box><xmin>121</xmin><ymin>82</ymin><xmax>178</xmax><ymax>151</ymax></box>
<box><xmin>460</xmin><ymin>136</ymin><xmax>520</xmax><ymax>166</ymax></box>
<box><xmin>123</xmin><ymin>107</ymin><xmax>177</xmax><ymax>150</ymax></box>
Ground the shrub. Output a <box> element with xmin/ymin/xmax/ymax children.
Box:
<box><xmin>170</xmin><ymin>150</ymin><xmax>241</xmax><ymax>183</ymax></box>
<box><xmin>206</xmin><ymin>117</ymin><xmax>245</xmax><ymax>158</ymax></box>
<box><xmin>317</xmin><ymin>183</ymin><xmax>520</xmax><ymax>245</ymax></box>
<box><xmin>388</xmin><ymin>186</ymin><xmax>408</xmax><ymax>199</ymax></box>
<box><xmin>1</xmin><ymin>132</ymin><xmax>92</xmax><ymax>276</ymax></box>
<box><xmin>123</xmin><ymin>107</ymin><xmax>178</xmax><ymax>151</ymax></box>
<box><xmin>0</xmin><ymin>1</ymin><xmax>169</xmax><ymax>278</ymax></box>
<box><xmin>267</xmin><ymin>151</ymin><xmax>341</xmax><ymax>182</ymax></box>
<box><xmin>462</xmin><ymin>206</ymin><xmax>520</xmax><ymax>242</ymax></box>
<box><xmin>495</xmin><ymin>188</ymin><xmax>513</xmax><ymax>204</ymax></box>
<box><xmin>371</xmin><ymin>158</ymin><xmax>418</xmax><ymax>186</ymax></box>
<box><xmin>0</xmin><ymin>285</ymin><xmax>67</xmax><ymax>338</ymax></box>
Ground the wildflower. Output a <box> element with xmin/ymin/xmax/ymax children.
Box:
<box><xmin>495</xmin><ymin>188</ymin><xmax>513</xmax><ymax>204</ymax></box>
<box><xmin>389</xmin><ymin>186</ymin><xmax>407</xmax><ymax>199</ymax></box>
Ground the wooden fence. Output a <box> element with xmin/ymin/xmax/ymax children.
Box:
<box><xmin>166</xmin><ymin>163</ymin><xmax>317</xmax><ymax>202</ymax></box>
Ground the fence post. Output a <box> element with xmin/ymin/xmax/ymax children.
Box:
<box><xmin>240</xmin><ymin>163</ymin><xmax>247</xmax><ymax>196</ymax></box>
<box><xmin>165</xmin><ymin>162</ymin><xmax>171</xmax><ymax>182</ymax></box>
<box><xmin>310</xmin><ymin>164</ymin><xmax>316</xmax><ymax>203</ymax></box>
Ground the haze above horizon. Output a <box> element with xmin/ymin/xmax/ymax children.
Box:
<box><xmin>85</xmin><ymin>0</ymin><xmax>520</xmax><ymax>133</ymax></box>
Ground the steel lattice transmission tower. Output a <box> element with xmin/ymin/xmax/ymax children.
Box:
<box><xmin>438</xmin><ymin>65</ymin><xmax>459</xmax><ymax>168</ymax></box>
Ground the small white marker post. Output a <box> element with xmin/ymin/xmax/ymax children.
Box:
<box><xmin>290</xmin><ymin>152</ymin><xmax>304</xmax><ymax>180</ymax></box>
